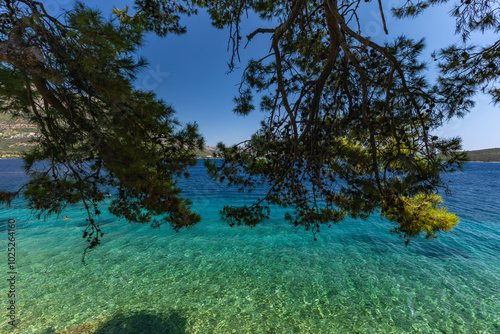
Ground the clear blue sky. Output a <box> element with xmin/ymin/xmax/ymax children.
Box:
<box><xmin>53</xmin><ymin>0</ymin><xmax>499</xmax><ymax>150</ymax></box>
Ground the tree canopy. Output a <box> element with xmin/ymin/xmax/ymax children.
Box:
<box><xmin>0</xmin><ymin>0</ymin><xmax>203</xmax><ymax>260</ymax></box>
<box><xmin>121</xmin><ymin>0</ymin><xmax>497</xmax><ymax>242</ymax></box>
<box><xmin>0</xmin><ymin>0</ymin><xmax>498</xmax><ymax>256</ymax></box>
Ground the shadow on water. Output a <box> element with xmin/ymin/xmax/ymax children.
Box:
<box><xmin>345</xmin><ymin>234</ymin><xmax>472</xmax><ymax>259</ymax></box>
<box><xmin>412</xmin><ymin>242</ymin><xmax>472</xmax><ymax>259</ymax></box>
<box><xmin>41</xmin><ymin>311</ymin><xmax>188</xmax><ymax>334</ymax></box>
<box><xmin>94</xmin><ymin>311</ymin><xmax>187</xmax><ymax>334</ymax></box>
<box><xmin>342</xmin><ymin>234</ymin><xmax>398</xmax><ymax>253</ymax></box>
<box><xmin>76</xmin><ymin>217</ymin><xmax>116</xmax><ymax>228</ymax></box>
<box><xmin>0</xmin><ymin>219</ymin><xmax>25</xmax><ymax>232</ymax></box>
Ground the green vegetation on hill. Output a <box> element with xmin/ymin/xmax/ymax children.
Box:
<box><xmin>0</xmin><ymin>114</ymin><xmax>37</xmax><ymax>158</ymax></box>
<box><xmin>465</xmin><ymin>148</ymin><xmax>500</xmax><ymax>162</ymax></box>
<box><xmin>0</xmin><ymin>114</ymin><xmax>218</xmax><ymax>158</ymax></box>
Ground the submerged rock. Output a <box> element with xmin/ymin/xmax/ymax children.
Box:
<box><xmin>57</xmin><ymin>321</ymin><xmax>99</xmax><ymax>334</ymax></box>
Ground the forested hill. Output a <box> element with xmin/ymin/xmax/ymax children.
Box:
<box><xmin>0</xmin><ymin>114</ymin><xmax>218</xmax><ymax>158</ymax></box>
<box><xmin>465</xmin><ymin>148</ymin><xmax>500</xmax><ymax>162</ymax></box>
<box><xmin>0</xmin><ymin>114</ymin><xmax>38</xmax><ymax>158</ymax></box>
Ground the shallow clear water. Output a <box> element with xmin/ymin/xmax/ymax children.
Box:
<box><xmin>0</xmin><ymin>160</ymin><xmax>499</xmax><ymax>333</ymax></box>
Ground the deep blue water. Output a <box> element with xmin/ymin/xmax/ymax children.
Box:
<box><xmin>0</xmin><ymin>160</ymin><xmax>499</xmax><ymax>333</ymax></box>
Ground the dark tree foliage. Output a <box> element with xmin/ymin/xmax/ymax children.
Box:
<box><xmin>391</xmin><ymin>0</ymin><xmax>500</xmax><ymax>103</ymax></box>
<box><xmin>0</xmin><ymin>0</ymin><xmax>203</xmax><ymax>260</ymax></box>
<box><xmin>125</xmin><ymin>0</ymin><xmax>497</xmax><ymax>244</ymax></box>
<box><xmin>1</xmin><ymin>0</ymin><xmax>497</xmax><ymax>258</ymax></box>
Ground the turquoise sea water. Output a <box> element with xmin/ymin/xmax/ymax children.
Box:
<box><xmin>0</xmin><ymin>160</ymin><xmax>499</xmax><ymax>333</ymax></box>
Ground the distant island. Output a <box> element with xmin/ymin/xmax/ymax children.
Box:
<box><xmin>0</xmin><ymin>114</ymin><xmax>498</xmax><ymax>161</ymax></box>
<box><xmin>464</xmin><ymin>148</ymin><xmax>500</xmax><ymax>162</ymax></box>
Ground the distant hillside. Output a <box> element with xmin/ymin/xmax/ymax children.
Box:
<box><xmin>0</xmin><ymin>114</ymin><xmax>38</xmax><ymax>158</ymax></box>
<box><xmin>0</xmin><ymin>114</ymin><xmax>219</xmax><ymax>158</ymax></box>
<box><xmin>465</xmin><ymin>148</ymin><xmax>500</xmax><ymax>162</ymax></box>
<box><xmin>197</xmin><ymin>145</ymin><xmax>219</xmax><ymax>158</ymax></box>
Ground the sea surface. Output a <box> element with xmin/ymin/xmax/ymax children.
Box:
<box><xmin>0</xmin><ymin>160</ymin><xmax>499</xmax><ymax>333</ymax></box>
